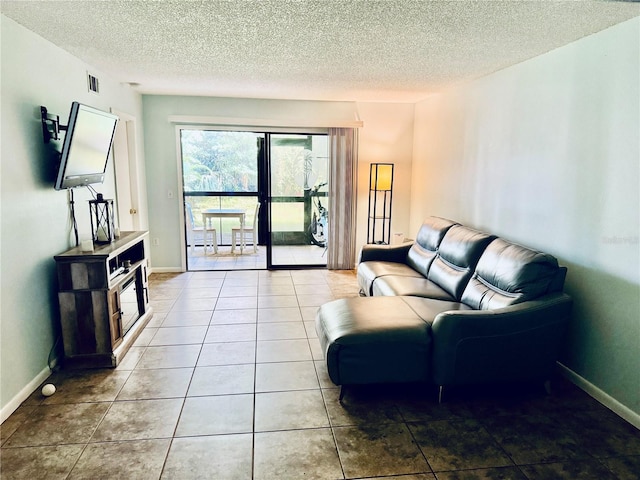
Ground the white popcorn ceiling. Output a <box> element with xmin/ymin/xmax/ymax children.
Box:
<box><xmin>2</xmin><ymin>0</ymin><xmax>638</xmax><ymax>102</ymax></box>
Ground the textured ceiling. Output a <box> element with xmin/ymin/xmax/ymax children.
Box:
<box><xmin>2</xmin><ymin>0</ymin><xmax>639</xmax><ymax>102</ymax></box>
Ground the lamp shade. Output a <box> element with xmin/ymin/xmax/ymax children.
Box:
<box><xmin>370</xmin><ymin>163</ymin><xmax>393</xmax><ymax>191</ymax></box>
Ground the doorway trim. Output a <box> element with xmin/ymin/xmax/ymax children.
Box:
<box><xmin>111</xmin><ymin>109</ymin><xmax>144</xmax><ymax>232</ymax></box>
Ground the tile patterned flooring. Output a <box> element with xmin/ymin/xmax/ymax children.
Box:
<box><xmin>188</xmin><ymin>245</ymin><xmax>328</xmax><ymax>270</ymax></box>
<box><xmin>2</xmin><ymin>269</ymin><xmax>639</xmax><ymax>479</ymax></box>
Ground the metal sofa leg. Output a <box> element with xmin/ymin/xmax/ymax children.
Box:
<box><xmin>438</xmin><ymin>385</ymin><xmax>444</xmax><ymax>404</ymax></box>
<box><xmin>339</xmin><ymin>385</ymin><xmax>347</xmax><ymax>404</ymax></box>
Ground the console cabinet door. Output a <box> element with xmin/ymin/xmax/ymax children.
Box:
<box><xmin>108</xmin><ymin>288</ymin><xmax>123</xmax><ymax>348</ymax></box>
<box><xmin>141</xmin><ymin>265</ymin><xmax>149</xmax><ymax>308</ymax></box>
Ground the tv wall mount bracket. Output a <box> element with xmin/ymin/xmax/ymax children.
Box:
<box><xmin>40</xmin><ymin>106</ymin><xmax>68</xmax><ymax>143</ymax></box>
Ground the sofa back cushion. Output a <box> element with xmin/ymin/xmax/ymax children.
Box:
<box><xmin>461</xmin><ymin>238</ymin><xmax>563</xmax><ymax>310</ymax></box>
<box><xmin>427</xmin><ymin>225</ymin><xmax>496</xmax><ymax>300</ymax></box>
<box><xmin>406</xmin><ymin>217</ymin><xmax>457</xmax><ymax>277</ymax></box>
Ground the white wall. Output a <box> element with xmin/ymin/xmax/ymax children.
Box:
<box><xmin>0</xmin><ymin>16</ymin><xmax>144</xmax><ymax>419</ymax></box>
<box><xmin>142</xmin><ymin>96</ymin><xmax>415</xmax><ymax>270</ymax></box>
<box><xmin>355</xmin><ymin>102</ymin><xmax>414</xmax><ymax>250</ymax></box>
<box><xmin>411</xmin><ymin>18</ymin><xmax>639</xmax><ymax>419</ymax></box>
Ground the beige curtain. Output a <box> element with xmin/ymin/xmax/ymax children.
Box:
<box><xmin>327</xmin><ymin>128</ymin><xmax>358</xmax><ymax>270</ymax></box>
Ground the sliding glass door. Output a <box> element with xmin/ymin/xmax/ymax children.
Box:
<box><xmin>179</xmin><ymin>128</ymin><xmax>328</xmax><ymax>270</ymax></box>
<box><xmin>181</xmin><ymin>129</ymin><xmax>266</xmax><ymax>270</ymax></box>
<box><xmin>268</xmin><ymin>134</ymin><xmax>328</xmax><ymax>268</ymax></box>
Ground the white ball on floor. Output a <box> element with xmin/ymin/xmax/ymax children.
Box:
<box><xmin>41</xmin><ymin>383</ymin><xmax>56</xmax><ymax>397</ymax></box>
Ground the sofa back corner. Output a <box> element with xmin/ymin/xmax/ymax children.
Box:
<box><xmin>461</xmin><ymin>238</ymin><xmax>566</xmax><ymax>310</ymax></box>
<box><xmin>548</xmin><ymin>266</ymin><xmax>568</xmax><ymax>293</ymax></box>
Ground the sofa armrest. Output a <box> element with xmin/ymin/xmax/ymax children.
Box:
<box><xmin>358</xmin><ymin>242</ymin><xmax>414</xmax><ymax>263</ymax></box>
<box><xmin>431</xmin><ymin>293</ymin><xmax>573</xmax><ymax>387</ymax></box>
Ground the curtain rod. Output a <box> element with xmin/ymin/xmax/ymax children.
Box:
<box><xmin>168</xmin><ymin>115</ymin><xmax>363</xmax><ymax>128</ymax></box>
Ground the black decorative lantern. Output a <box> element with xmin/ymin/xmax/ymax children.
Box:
<box><xmin>89</xmin><ymin>194</ymin><xmax>116</xmax><ymax>244</ymax></box>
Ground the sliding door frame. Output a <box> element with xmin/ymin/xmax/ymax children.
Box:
<box><xmin>175</xmin><ymin>125</ymin><xmax>329</xmax><ymax>271</ymax></box>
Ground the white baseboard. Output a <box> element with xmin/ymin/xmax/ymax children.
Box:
<box><xmin>557</xmin><ymin>362</ymin><xmax>640</xmax><ymax>430</ymax></box>
<box><xmin>1</xmin><ymin>366</ymin><xmax>52</xmax><ymax>424</ymax></box>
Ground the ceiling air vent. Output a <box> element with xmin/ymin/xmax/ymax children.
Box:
<box><xmin>87</xmin><ymin>72</ymin><xmax>99</xmax><ymax>94</ymax></box>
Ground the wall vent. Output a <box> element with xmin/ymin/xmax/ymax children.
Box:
<box><xmin>87</xmin><ymin>72</ymin><xmax>100</xmax><ymax>94</ymax></box>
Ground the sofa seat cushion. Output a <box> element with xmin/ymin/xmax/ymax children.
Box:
<box><xmin>316</xmin><ymin>296</ymin><xmax>432</xmax><ymax>386</ymax></box>
<box><xmin>371</xmin><ymin>275</ymin><xmax>455</xmax><ymax>302</ymax></box>
<box><xmin>358</xmin><ymin>261</ymin><xmax>424</xmax><ymax>296</ymax></box>
<box><xmin>401</xmin><ymin>296</ymin><xmax>474</xmax><ymax>324</ymax></box>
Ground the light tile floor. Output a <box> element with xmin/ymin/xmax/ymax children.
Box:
<box><xmin>187</xmin><ymin>245</ymin><xmax>328</xmax><ymax>270</ymax></box>
<box><xmin>1</xmin><ymin>269</ymin><xmax>639</xmax><ymax>479</ymax></box>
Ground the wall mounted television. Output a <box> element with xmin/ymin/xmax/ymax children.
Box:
<box><xmin>54</xmin><ymin>102</ymin><xmax>119</xmax><ymax>190</ymax></box>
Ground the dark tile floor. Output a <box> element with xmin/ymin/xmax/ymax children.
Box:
<box><xmin>1</xmin><ymin>269</ymin><xmax>639</xmax><ymax>479</ymax></box>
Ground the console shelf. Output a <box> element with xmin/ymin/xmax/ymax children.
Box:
<box><xmin>54</xmin><ymin>231</ymin><xmax>153</xmax><ymax>368</ymax></box>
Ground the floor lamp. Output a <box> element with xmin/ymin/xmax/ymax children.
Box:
<box><xmin>367</xmin><ymin>163</ymin><xmax>394</xmax><ymax>244</ymax></box>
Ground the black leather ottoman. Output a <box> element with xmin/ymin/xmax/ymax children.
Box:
<box><xmin>315</xmin><ymin>296</ymin><xmax>432</xmax><ymax>399</ymax></box>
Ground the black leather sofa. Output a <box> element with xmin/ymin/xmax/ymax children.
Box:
<box><xmin>316</xmin><ymin>217</ymin><xmax>573</xmax><ymax>401</ymax></box>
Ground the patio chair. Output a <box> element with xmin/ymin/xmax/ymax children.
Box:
<box><xmin>185</xmin><ymin>203</ymin><xmax>217</xmax><ymax>254</ymax></box>
<box><xmin>231</xmin><ymin>203</ymin><xmax>259</xmax><ymax>253</ymax></box>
